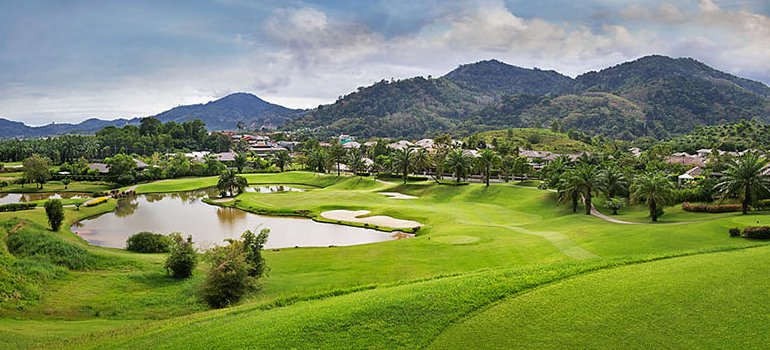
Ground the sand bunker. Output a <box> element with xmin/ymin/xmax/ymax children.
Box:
<box><xmin>320</xmin><ymin>210</ymin><xmax>421</xmax><ymax>229</ymax></box>
<box><xmin>379</xmin><ymin>192</ymin><xmax>417</xmax><ymax>199</ymax></box>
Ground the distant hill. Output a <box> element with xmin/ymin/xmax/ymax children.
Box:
<box><xmin>473</xmin><ymin>128</ymin><xmax>596</xmax><ymax>153</ymax></box>
<box><xmin>0</xmin><ymin>93</ymin><xmax>303</xmax><ymax>138</ymax></box>
<box><xmin>287</xmin><ymin>55</ymin><xmax>770</xmax><ymax>139</ymax></box>
<box><xmin>151</xmin><ymin>92</ymin><xmax>304</xmax><ymax>131</ymax></box>
<box><xmin>443</xmin><ymin>59</ymin><xmax>574</xmax><ymax>97</ymax></box>
<box><xmin>0</xmin><ymin>117</ymin><xmax>138</xmax><ymax>138</ymax></box>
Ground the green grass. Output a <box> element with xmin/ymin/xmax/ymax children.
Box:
<box><xmin>52</xmin><ymin>245</ymin><xmax>765</xmax><ymax>349</ymax></box>
<box><xmin>1</xmin><ymin>171</ymin><xmax>769</xmax><ymax>348</ymax></box>
<box><xmin>0</xmin><ymin>181</ymin><xmax>113</xmax><ymax>194</ymax></box>
<box><xmin>475</xmin><ymin>128</ymin><xmax>595</xmax><ymax>153</ymax></box>
<box><xmin>430</xmin><ymin>245</ymin><xmax>770</xmax><ymax>349</ymax></box>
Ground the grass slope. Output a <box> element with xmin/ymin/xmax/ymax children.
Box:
<box><xmin>430</xmin><ymin>245</ymin><xmax>770</xmax><ymax>349</ymax></box>
<box><xmin>58</xmin><ymin>246</ymin><xmax>764</xmax><ymax>349</ymax></box>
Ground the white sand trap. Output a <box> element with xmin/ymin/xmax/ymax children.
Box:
<box><xmin>379</xmin><ymin>192</ymin><xmax>417</xmax><ymax>199</ymax></box>
<box><xmin>320</xmin><ymin>210</ymin><xmax>421</xmax><ymax>229</ymax></box>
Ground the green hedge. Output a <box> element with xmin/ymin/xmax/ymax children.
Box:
<box><xmin>0</xmin><ymin>203</ymin><xmax>37</xmax><ymax>212</ymax></box>
<box><xmin>682</xmin><ymin>202</ymin><xmax>742</xmax><ymax>213</ymax></box>
<box><xmin>743</xmin><ymin>226</ymin><xmax>770</xmax><ymax>239</ymax></box>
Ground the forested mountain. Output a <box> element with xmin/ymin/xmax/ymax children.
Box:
<box><xmin>287</xmin><ymin>55</ymin><xmax>770</xmax><ymax>139</ymax></box>
<box><xmin>575</xmin><ymin>55</ymin><xmax>770</xmax><ymax>135</ymax></box>
<box><xmin>287</xmin><ymin>77</ymin><xmax>488</xmax><ymax>138</ymax></box>
<box><xmin>443</xmin><ymin>59</ymin><xmax>574</xmax><ymax>97</ymax></box>
<box><xmin>0</xmin><ymin>117</ymin><xmax>137</xmax><ymax>138</ymax></box>
<box><xmin>0</xmin><ymin>93</ymin><xmax>303</xmax><ymax>138</ymax></box>
<box><xmin>151</xmin><ymin>93</ymin><xmax>304</xmax><ymax>131</ymax></box>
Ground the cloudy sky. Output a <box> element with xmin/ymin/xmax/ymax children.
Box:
<box><xmin>1</xmin><ymin>0</ymin><xmax>769</xmax><ymax>125</ymax></box>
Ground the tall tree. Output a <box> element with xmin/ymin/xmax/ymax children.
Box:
<box><xmin>391</xmin><ymin>147</ymin><xmax>415</xmax><ymax>184</ymax></box>
<box><xmin>272</xmin><ymin>151</ymin><xmax>292</xmax><ymax>173</ymax></box>
<box><xmin>445</xmin><ymin>150</ymin><xmax>473</xmax><ymax>184</ymax></box>
<box><xmin>329</xmin><ymin>143</ymin><xmax>346</xmax><ymax>176</ymax></box>
<box><xmin>476</xmin><ymin>149</ymin><xmax>501</xmax><ymax>186</ymax></box>
<box><xmin>306</xmin><ymin>148</ymin><xmax>327</xmax><ymax>173</ymax></box>
<box><xmin>557</xmin><ymin>170</ymin><xmax>581</xmax><ymax>213</ymax></box>
<box><xmin>572</xmin><ymin>164</ymin><xmax>606</xmax><ymax>215</ymax></box>
<box><xmin>217</xmin><ymin>170</ymin><xmax>248</xmax><ymax>197</ymax></box>
<box><xmin>602</xmin><ymin>165</ymin><xmax>628</xmax><ymax>198</ymax></box>
<box><xmin>234</xmin><ymin>152</ymin><xmax>248</xmax><ymax>174</ymax></box>
<box><xmin>631</xmin><ymin>172</ymin><xmax>676</xmax><ymax>222</ymax></box>
<box><xmin>716</xmin><ymin>152</ymin><xmax>770</xmax><ymax>214</ymax></box>
<box><xmin>23</xmin><ymin>154</ymin><xmax>51</xmax><ymax>189</ymax></box>
<box><xmin>45</xmin><ymin>199</ymin><xmax>64</xmax><ymax>231</ymax></box>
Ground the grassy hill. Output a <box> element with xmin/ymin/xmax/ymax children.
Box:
<box><xmin>1</xmin><ymin>172</ymin><xmax>769</xmax><ymax>348</ymax></box>
<box><xmin>473</xmin><ymin>128</ymin><xmax>595</xmax><ymax>153</ymax></box>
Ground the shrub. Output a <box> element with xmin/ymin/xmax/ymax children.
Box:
<box><xmin>0</xmin><ymin>203</ymin><xmax>37</xmax><ymax>212</ymax></box>
<box><xmin>84</xmin><ymin>197</ymin><xmax>109</xmax><ymax>207</ymax></box>
<box><xmin>164</xmin><ymin>233</ymin><xmax>197</xmax><ymax>278</ymax></box>
<box><xmin>44</xmin><ymin>199</ymin><xmax>64</xmax><ymax>231</ymax></box>
<box><xmin>200</xmin><ymin>246</ymin><xmax>251</xmax><ymax>308</ymax></box>
<box><xmin>729</xmin><ymin>228</ymin><xmax>741</xmax><ymax>237</ymax></box>
<box><xmin>603</xmin><ymin>197</ymin><xmax>625</xmax><ymax>215</ymax></box>
<box><xmin>7</xmin><ymin>230</ymin><xmax>97</xmax><ymax>270</ymax></box>
<box><xmin>126</xmin><ymin>232</ymin><xmax>171</xmax><ymax>253</ymax></box>
<box><xmin>758</xmin><ymin>199</ymin><xmax>770</xmax><ymax>210</ymax></box>
<box><xmin>742</xmin><ymin>226</ymin><xmax>770</xmax><ymax>239</ymax></box>
<box><xmin>200</xmin><ymin>229</ymin><xmax>270</xmax><ymax>308</ymax></box>
<box><xmin>682</xmin><ymin>202</ymin><xmax>742</xmax><ymax>213</ymax></box>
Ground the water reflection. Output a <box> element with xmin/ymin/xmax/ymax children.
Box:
<box><xmin>246</xmin><ymin>186</ymin><xmax>306</xmax><ymax>193</ymax></box>
<box><xmin>0</xmin><ymin>192</ymin><xmax>89</xmax><ymax>205</ymax></box>
<box><xmin>73</xmin><ymin>188</ymin><xmax>394</xmax><ymax>250</ymax></box>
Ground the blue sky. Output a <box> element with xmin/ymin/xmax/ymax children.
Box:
<box><xmin>1</xmin><ymin>0</ymin><xmax>769</xmax><ymax>125</ymax></box>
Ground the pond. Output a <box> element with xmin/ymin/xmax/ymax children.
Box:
<box><xmin>0</xmin><ymin>192</ymin><xmax>89</xmax><ymax>205</ymax></box>
<box><xmin>72</xmin><ymin>188</ymin><xmax>397</xmax><ymax>250</ymax></box>
<box><xmin>245</xmin><ymin>185</ymin><xmax>307</xmax><ymax>193</ymax></box>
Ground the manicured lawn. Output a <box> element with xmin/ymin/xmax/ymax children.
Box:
<box><xmin>0</xmin><ymin>181</ymin><xmax>113</xmax><ymax>194</ymax></box>
<box><xmin>430</xmin><ymin>245</ymin><xmax>770</xmax><ymax>349</ymax></box>
<box><xmin>2</xmin><ymin>171</ymin><xmax>769</xmax><ymax>349</ymax></box>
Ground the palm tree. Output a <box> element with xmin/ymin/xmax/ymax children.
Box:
<box><xmin>602</xmin><ymin>165</ymin><xmax>628</xmax><ymax>198</ymax></box>
<box><xmin>476</xmin><ymin>149</ymin><xmax>501</xmax><ymax>186</ymax></box>
<box><xmin>272</xmin><ymin>151</ymin><xmax>292</xmax><ymax>172</ymax></box>
<box><xmin>234</xmin><ymin>152</ymin><xmax>248</xmax><ymax>173</ymax></box>
<box><xmin>306</xmin><ymin>148</ymin><xmax>327</xmax><ymax>173</ymax></box>
<box><xmin>557</xmin><ymin>170</ymin><xmax>581</xmax><ymax>213</ymax></box>
<box><xmin>541</xmin><ymin>155</ymin><xmax>571</xmax><ymax>188</ymax></box>
<box><xmin>572</xmin><ymin>164</ymin><xmax>606</xmax><ymax>215</ymax></box>
<box><xmin>631</xmin><ymin>172</ymin><xmax>676</xmax><ymax>222</ymax></box>
<box><xmin>412</xmin><ymin>148</ymin><xmax>431</xmax><ymax>176</ymax></box>
<box><xmin>345</xmin><ymin>150</ymin><xmax>368</xmax><ymax>176</ymax></box>
<box><xmin>391</xmin><ymin>147</ymin><xmax>415</xmax><ymax>184</ymax></box>
<box><xmin>217</xmin><ymin>170</ymin><xmax>247</xmax><ymax>197</ymax></box>
<box><xmin>445</xmin><ymin>150</ymin><xmax>473</xmax><ymax>185</ymax></box>
<box><xmin>329</xmin><ymin>143</ymin><xmax>346</xmax><ymax>176</ymax></box>
<box><xmin>716</xmin><ymin>152</ymin><xmax>770</xmax><ymax>214</ymax></box>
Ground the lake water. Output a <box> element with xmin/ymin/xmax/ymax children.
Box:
<box><xmin>0</xmin><ymin>192</ymin><xmax>89</xmax><ymax>205</ymax></box>
<box><xmin>72</xmin><ymin>187</ymin><xmax>396</xmax><ymax>250</ymax></box>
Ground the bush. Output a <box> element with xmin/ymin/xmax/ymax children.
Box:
<box><xmin>0</xmin><ymin>203</ymin><xmax>37</xmax><ymax>212</ymax></box>
<box><xmin>729</xmin><ymin>228</ymin><xmax>741</xmax><ymax>237</ymax></box>
<box><xmin>200</xmin><ymin>246</ymin><xmax>251</xmax><ymax>308</ymax></box>
<box><xmin>7</xmin><ymin>230</ymin><xmax>97</xmax><ymax>270</ymax></box>
<box><xmin>126</xmin><ymin>232</ymin><xmax>171</xmax><ymax>253</ymax></box>
<box><xmin>44</xmin><ymin>199</ymin><xmax>64</xmax><ymax>231</ymax></box>
<box><xmin>682</xmin><ymin>202</ymin><xmax>742</xmax><ymax>213</ymax></box>
<box><xmin>200</xmin><ymin>229</ymin><xmax>270</xmax><ymax>308</ymax></box>
<box><xmin>743</xmin><ymin>226</ymin><xmax>770</xmax><ymax>239</ymax></box>
<box><xmin>164</xmin><ymin>233</ymin><xmax>197</xmax><ymax>278</ymax></box>
<box><xmin>758</xmin><ymin>199</ymin><xmax>770</xmax><ymax>210</ymax></box>
<box><xmin>84</xmin><ymin>197</ymin><xmax>109</xmax><ymax>207</ymax></box>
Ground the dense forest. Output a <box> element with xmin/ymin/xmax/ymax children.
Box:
<box><xmin>0</xmin><ymin>118</ymin><xmax>231</xmax><ymax>163</ymax></box>
<box><xmin>285</xmin><ymin>55</ymin><xmax>770</xmax><ymax>139</ymax></box>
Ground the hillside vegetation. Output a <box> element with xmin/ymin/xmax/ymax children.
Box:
<box><xmin>286</xmin><ymin>55</ymin><xmax>770</xmax><ymax>139</ymax></box>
